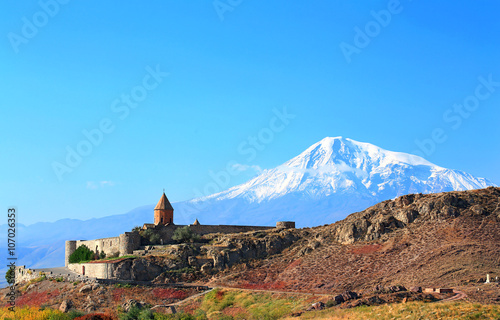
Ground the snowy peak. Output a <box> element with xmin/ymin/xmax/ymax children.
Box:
<box><xmin>285</xmin><ymin>137</ymin><xmax>437</xmax><ymax>170</ymax></box>
<box><xmin>196</xmin><ymin>137</ymin><xmax>495</xmax><ymax>204</ymax></box>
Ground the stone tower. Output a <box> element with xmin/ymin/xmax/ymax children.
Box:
<box><xmin>154</xmin><ymin>192</ymin><xmax>174</xmax><ymax>225</ymax></box>
<box><xmin>65</xmin><ymin>240</ymin><xmax>77</xmax><ymax>267</ymax></box>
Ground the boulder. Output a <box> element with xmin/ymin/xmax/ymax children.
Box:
<box><xmin>201</xmin><ymin>262</ymin><xmax>213</xmax><ymax>274</ymax></box>
<box><xmin>311</xmin><ymin>301</ymin><xmax>325</xmax><ymax>310</ymax></box>
<box><xmin>409</xmin><ymin>286</ymin><xmax>422</xmax><ymax>293</ymax></box>
<box><xmin>122</xmin><ymin>299</ymin><xmax>146</xmax><ymax>312</ymax></box>
<box><xmin>366</xmin><ymin>295</ymin><xmax>385</xmax><ymax>305</ymax></box>
<box><xmin>188</xmin><ymin>256</ymin><xmax>198</xmax><ymax>267</ymax></box>
<box><xmin>334</xmin><ymin>294</ymin><xmax>345</xmax><ymax>304</ymax></box>
<box><xmin>341</xmin><ymin>290</ymin><xmax>359</xmax><ymax>301</ymax></box>
<box><xmin>59</xmin><ymin>300</ymin><xmax>72</xmax><ymax>313</ymax></box>
<box><xmin>79</xmin><ymin>284</ymin><xmax>93</xmax><ymax>293</ymax></box>
<box><xmin>387</xmin><ymin>285</ymin><xmax>406</xmax><ymax>293</ymax></box>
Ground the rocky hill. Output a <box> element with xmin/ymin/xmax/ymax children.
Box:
<box><xmin>206</xmin><ymin>187</ymin><xmax>500</xmax><ymax>303</ymax></box>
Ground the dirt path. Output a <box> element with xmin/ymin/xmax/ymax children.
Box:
<box><xmin>440</xmin><ymin>290</ymin><xmax>467</xmax><ymax>302</ymax></box>
<box><xmin>214</xmin><ymin>286</ymin><xmax>335</xmax><ymax>297</ymax></box>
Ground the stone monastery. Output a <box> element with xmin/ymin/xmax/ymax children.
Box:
<box><xmin>64</xmin><ymin>192</ymin><xmax>295</xmax><ymax>268</ymax></box>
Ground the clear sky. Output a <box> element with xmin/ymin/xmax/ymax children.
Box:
<box><xmin>1</xmin><ymin>1</ymin><xmax>499</xmax><ymax>225</ymax></box>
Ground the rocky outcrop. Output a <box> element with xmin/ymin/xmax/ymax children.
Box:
<box><xmin>202</xmin><ymin>229</ymin><xmax>301</xmax><ymax>271</ymax></box>
<box><xmin>114</xmin><ymin>257</ymin><xmax>169</xmax><ymax>281</ymax></box>
<box><xmin>331</xmin><ymin>187</ymin><xmax>500</xmax><ymax>244</ymax></box>
<box><xmin>59</xmin><ymin>300</ymin><xmax>72</xmax><ymax>313</ymax></box>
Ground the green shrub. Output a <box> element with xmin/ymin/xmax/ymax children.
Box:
<box><xmin>99</xmin><ymin>251</ymin><xmax>106</xmax><ymax>260</ymax></box>
<box><xmin>69</xmin><ymin>245</ymin><xmax>94</xmax><ymax>263</ymax></box>
<box><xmin>172</xmin><ymin>226</ymin><xmax>200</xmax><ymax>243</ymax></box>
<box><xmin>138</xmin><ymin>309</ymin><xmax>155</xmax><ymax>320</ymax></box>
<box><xmin>141</xmin><ymin>229</ymin><xmax>162</xmax><ymax>245</ymax></box>
<box><xmin>150</xmin><ymin>233</ymin><xmax>161</xmax><ymax>244</ymax></box>
<box><xmin>67</xmin><ymin>309</ymin><xmax>85</xmax><ymax>319</ymax></box>
<box><xmin>5</xmin><ymin>267</ymin><xmax>14</xmax><ymax>284</ymax></box>
<box><xmin>120</xmin><ymin>305</ymin><xmax>142</xmax><ymax>320</ymax></box>
<box><xmin>326</xmin><ymin>299</ymin><xmax>337</xmax><ymax>308</ymax></box>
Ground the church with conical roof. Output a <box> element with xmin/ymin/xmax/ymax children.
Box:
<box><xmin>154</xmin><ymin>192</ymin><xmax>174</xmax><ymax>225</ymax></box>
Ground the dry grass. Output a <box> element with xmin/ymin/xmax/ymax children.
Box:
<box><xmin>291</xmin><ymin>301</ymin><xmax>500</xmax><ymax>320</ymax></box>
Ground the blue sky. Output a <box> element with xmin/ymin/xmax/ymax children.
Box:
<box><xmin>1</xmin><ymin>1</ymin><xmax>499</xmax><ymax>225</ymax></box>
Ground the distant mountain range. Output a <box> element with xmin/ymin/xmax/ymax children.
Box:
<box><xmin>1</xmin><ymin>137</ymin><xmax>495</xmax><ymax>282</ymax></box>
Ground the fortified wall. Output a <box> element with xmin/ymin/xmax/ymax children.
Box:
<box><xmin>64</xmin><ymin>192</ymin><xmax>295</xmax><ymax>271</ymax></box>
<box><xmin>65</xmin><ymin>232</ymin><xmax>140</xmax><ymax>266</ymax></box>
<box><xmin>15</xmin><ymin>265</ymin><xmax>91</xmax><ymax>284</ymax></box>
<box><xmin>65</xmin><ymin>224</ymin><xmax>282</xmax><ymax>266</ymax></box>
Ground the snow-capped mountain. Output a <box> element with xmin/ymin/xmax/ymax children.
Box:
<box><xmin>176</xmin><ymin>137</ymin><xmax>494</xmax><ymax>227</ymax></box>
<box><xmin>2</xmin><ymin>137</ymin><xmax>494</xmax><ymax>273</ymax></box>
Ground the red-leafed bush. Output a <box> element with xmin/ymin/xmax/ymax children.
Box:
<box><xmin>112</xmin><ymin>288</ymin><xmax>126</xmax><ymax>302</ymax></box>
<box><xmin>16</xmin><ymin>290</ymin><xmax>53</xmax><ymax>308</ymax></box>
<box><xmin>152</xmin><ymin>288</ymin><xmax>188</xmax><ymax>300</ymax></box>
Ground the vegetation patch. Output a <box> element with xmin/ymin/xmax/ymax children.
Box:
<box><xmin>0</xmin><ymin>306</ymin><xmax>85</xmax><ymax>320</ymax></box>
<box><xmin>69</xmin><ymin>245</ymin><xmax>95</xmax><ymax>263</ymax></box>
<box><xmin>298</xmin><ymin>301</ymin><xmax>500</xmax><ymax>319</ymax></box>
<box><xmin>152</xmin><ymin>288</ymin><xmax>188</xmax><ymax>300</ymax></box>
<box><xmin>16</xmin><ymin>289</ymin><xmax>59</xmax><ymax>308</ymax></box>
<box><xmin>173</xmin><ymin>226</ymin><xmax>200</xmax><ymax>243</ymax></box>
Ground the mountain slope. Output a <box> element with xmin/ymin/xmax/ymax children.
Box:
<box><xmin>210</xmin><ymin>187</ymin><xmax>500</xmax><ymax>297</ymax></box>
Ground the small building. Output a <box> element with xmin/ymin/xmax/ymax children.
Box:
<box><xmin>424</xmin><ymin>288</ymin><xmax>453</xmax><ymax>294</ymax></box>
<box><xmin>154</xmin><ymin>192</ymin><xmax>174</xmax><ymax>225</ymax></box>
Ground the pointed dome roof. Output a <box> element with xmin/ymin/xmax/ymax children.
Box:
<box><xmin>193</xmin><ymin>218</ymin><xmax>200</xmax><ymax>226</ymax></box>
<box><xmin>154</xmin><ymin>192</ymin><xmax>174</xmax><ymax>210</ymax></box>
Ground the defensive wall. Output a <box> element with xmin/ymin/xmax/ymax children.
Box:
<box><xmin>65</xmin><ymin>232</ymin><xmax>141</xmax><ymax>266</ymax></box>
<box><xmin>151</xmin><ymin>224</ymin><xmax>276</xmax><ymax>244</ymax></box>
<box><xmin>65</xmin><ymin>222</ymin><xmax>293</xmax><ymax>267</ymax></box>
<box><xmin>14</xmin><ymin>265</ymin><xmax>92</xmax><ymax>284</ymax></box>
<box><xmin>67</xmin><ymin>261</ymin><xmax>116</xmax><ymax>279</ymax></box>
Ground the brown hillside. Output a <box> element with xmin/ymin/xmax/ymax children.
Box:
<box><xmin>209</xmin><ymin>187</ymin><xmax>500</xmax><ymax>303</ymax></box>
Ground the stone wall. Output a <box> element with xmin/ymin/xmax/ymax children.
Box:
<box><xmin>14</xmin><ymin>266</ymin><xmax>90</xmax><ymax>284</ymax></box>
<box><xmin>14</xmin><ymin>266</ymin><xmax>44</xmax><ymax>284</ymax></box>
<box><xmin>67</xmin><ymin>262</ymin><xmax>116</xmax><ymax>279</ymax></box>
<box><xmin>276</xmin><ymin>221</ymin><xmax>295</xmax><ymax>229</ymax></box>
<box><xmin>76</xmin><ymin>236</ymin><xmax>121</xmax><ymax>257</ymax></box>
<box><xmin>119</xmin><ymin>232</ymin><xmax>141</xmax><ymax>256</ymax></box>
<box><xmin>155</xmin><ymin>224</ymin><xmax>275</xmax><ymax>244</ymax></box>
<box><xmin>65</xmin><ymin>236</ymin><xmax>122</xmax><ymax>266</ymax></box>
